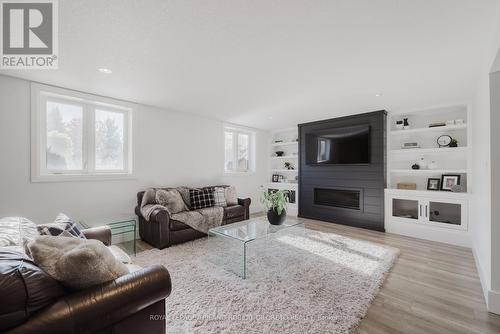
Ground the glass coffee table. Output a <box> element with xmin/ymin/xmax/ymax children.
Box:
<box><xmin>79</xmin><ymin>215</ymin><xmax>137</xmax><ymax>255</ymax></box>
<box><xmin>208</xmin><ymin>218</ymin><xmax>304</xmax><ymax>279</ymax></box>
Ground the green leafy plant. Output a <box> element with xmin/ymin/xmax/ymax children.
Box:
<box><xmin>261</xmin><ymin>189</ymin><xmax>289</xmax><ymax>215</ymax></box>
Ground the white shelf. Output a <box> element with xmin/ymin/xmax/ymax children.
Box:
<box><xmin>271</xmin><ymin>169</ymin><xmax>298</xmax><ymax>173</ymax></box>
<box><xmin>390</xmin><ymin>169</ymin><xmax>467</xmax><ymax>174</ymax></box>
<box><xmin>385</xmin><ymin>188</ymin><xmax>470</xmax><ymax>199</ymax></box>
<box><xmin>267</xmin><ymin>182</ymin><xmax>298</xmax><ymax>189</ymax></box>
<box><xmin>390</xmin><ymin>124</ymin><xmax>467</xmax><ymax>135</ymax></box>
<box><xmin>391</xmin><ymin>147</ymin><xmax>467</xmax><ymax>154</ymax></box>
<box><xmin>271</xmin><ymin>155</ymin><xmax>298</xmax><ymax>159</ymax></box>
<box><xmin>271</xmin><ymin>141</ymin><xmax>299</xmax><ymax>147</ymax></box>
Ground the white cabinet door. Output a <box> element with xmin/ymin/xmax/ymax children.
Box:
<box><xmin>422</xmin><ymin>198</ymin><xmax>468</xmax><ymax>231</ymax></box>
<box><xmin>389</xmin><ymin>196</ymin><xmax>422</xmax><ymax>224</ymax></box>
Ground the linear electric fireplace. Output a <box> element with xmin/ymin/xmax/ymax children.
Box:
<box><xmin>314</xmin><ymin>188</ymin><xmax>361</xmax><ymax>210</ymax></box>
<box><xmin>298</xmin><ymin>110</ymin><xmax>386</xmax><ymax>232</ymax></box>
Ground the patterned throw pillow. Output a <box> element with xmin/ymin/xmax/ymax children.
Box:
<box><xmin>189</xmin><ymin>188</ymin><xmax>215</xmax><ymax>210</ymax></box>
<box><xmin>37</xmin><ymin>213</ymin><xmax>86</xmax><ymax>239</ymax></box>
<box><xmin>213</xmin><ymin>187</ymin><xmax>227</xmax><ymax>207</ymax></box>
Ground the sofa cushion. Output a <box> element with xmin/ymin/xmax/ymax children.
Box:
<box><xmin>189</xmin><ymin>188</ymin><xmax>215</xmax><ymax>210</ymax></box>
<box><xmin>155</xmin><ymin>189</ymin><xmax>187</xmax><ymax>214</ymax></box>
<box><xmin>169</xmin><ymin>220</ymin><xmax>190</xmax><ymax>231</ymax></box>
<box><xmin>28</xmin><ymin>236</ymin><xmax>129</xmax><ymax>290</ymax></box>
<box><xmin>37</xmin><ymin>213</ymin><xmax>86</xmax><ymax>239</ymax></box>
<box><xmin>224</xmin><ymin>205</ymin><xmax>245</xmax><ymax>219</ymax></box>
<box><xmin>0</xmin><ymin>247</ymin><xmax>65</xmax><ymax>331</ymax></box>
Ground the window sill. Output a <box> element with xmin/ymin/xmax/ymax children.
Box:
<box><xmin>31</xmin><ymin>173</ymin><xmax>137</xmax><ymax>183</ymax></box>
<box><xmin>223</xmin><ymin>171</ymin><xmax>256</xmax><ymax>176</ymax></box>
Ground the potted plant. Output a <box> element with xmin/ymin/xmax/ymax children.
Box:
<box><xmin>261</xmin><ymin>189</ymin><xmax>289</xmax><ymax>225</ymax></box>
<box><xmin>449</xmin><ymin>138</ymin><xmax>458</xmax><ymax>147</ymax></box>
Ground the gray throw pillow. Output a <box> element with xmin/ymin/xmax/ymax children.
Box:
<box><xmin>176</xmin><ymin>187</ymin><xmax>191</xmax><ymax>209</ymax></box>
<box><xmin>225</xmin><ymin>186</ymin><xmax>238</xmax><ymax>206</ymax></box>
<box><xmin>28</xmin><ymin>236</ymin><xmax>129</xmax><ymax>290</ymax></box>
<box><xmin>156</xmin><ymin>189</ymin><xmax>188</xmax><ymax>214</ymax></box>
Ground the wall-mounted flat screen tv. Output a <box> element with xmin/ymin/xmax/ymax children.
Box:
<box><xmin>305</xmin><ymin>125</ymin><xmax>370</xmax><ymax>165</ymax></box>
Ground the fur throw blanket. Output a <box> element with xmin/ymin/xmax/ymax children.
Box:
<box><xmin>140</xmin><ymin>188</ymin><xmax>223</xmax><ymax>234</ymax></box>
<box><xmin>28</xmin><ymin>236</ymin><xmax>129</xmax><ymax>290</ymax></box>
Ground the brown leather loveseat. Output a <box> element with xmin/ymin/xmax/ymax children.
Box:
<box><xmin>0</xmin><ymin>226</ymin><xmax>172</xmax><ymax>334</ymax></box>
<box><xmin>135</xmin><ymin>186</ymin><xmax>251</xmax><ymax>249</ymax></box>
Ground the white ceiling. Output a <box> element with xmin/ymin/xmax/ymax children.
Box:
<box><xmin>2</xmin><ymin>0</ymin><xmax>500</xmax><ymax>129</ymax></box>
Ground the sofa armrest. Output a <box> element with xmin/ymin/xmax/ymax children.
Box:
<box><xmin>7</xmin><ymin>265</ymin><xmax>172</xmax><ymax>334</ymax></box>
<box><xmin>82</xmin><ymin>226</ymin><xmax>112</xmax><ymax>246</ymax></box>
<box><xmin>238</xmin><ymin>198</ymin><xmax>251</xmax><ymax>219</ymax></box>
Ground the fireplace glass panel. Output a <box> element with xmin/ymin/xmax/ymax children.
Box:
<box><xmin>314</xmin><ymin>188</ymin><xmax>360</xmax><ymax>210</ymax></box>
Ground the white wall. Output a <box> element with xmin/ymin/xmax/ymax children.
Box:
<box><xmin>471</xmin><ymin>71</ymin><xmax>492</xmax><ymax>299</ymax></box>
<box><xmin>471</xmin><ymin>7</ymin><xmax>500</xmax><ymax>313</ymax></box>
<box><xmin>490</xmin><ymin>70</ymin><xmax>500</xmax><ymax>311</ymax></box>
<box><xmin>0</xmin><ymin>75</ymin><xmax>269</xmax><ymax>224</ymax></box>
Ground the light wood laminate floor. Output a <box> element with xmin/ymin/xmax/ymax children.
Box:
<box><xmin>129</xmin><ymin>217</ymin><xmax>500</xmax><ymax>334</ymax></box>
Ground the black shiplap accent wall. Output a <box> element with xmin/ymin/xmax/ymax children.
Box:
<box><xmin>298</xmin><ymin>110</ymin><xmax>387</xmax><ymax>232</ymax></box>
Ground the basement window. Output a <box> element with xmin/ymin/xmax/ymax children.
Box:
<box><xmin>224</xmin><ymin>126</ymin><xmax>255</xmax><ymax>173</ymax></box>
<box><xmin>31</xmin><ymin>83</ymin><xmax>134</xmax><ymax>182</ymax></box>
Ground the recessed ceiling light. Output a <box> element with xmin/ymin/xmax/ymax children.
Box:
<box><xmin>375</xmin><ymin>93</ymin><xmax>382</xmax><ymax>97</ymax></box>
<box><xmin>98</xmin><ymin>68</ymin><xmax>112</xmax><ymax>74</ymax></box>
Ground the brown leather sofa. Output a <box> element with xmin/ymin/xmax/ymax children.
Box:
<box><xmin>0</xmin><ymin>226</ymin><xmax>172</xmax><ymax>334</ymax></box>
<box><xmin>135</xmin><ymin>187</ymin><xmax>251</xmax><ymax>249</ymax></box>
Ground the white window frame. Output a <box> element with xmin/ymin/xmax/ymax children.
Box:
<box><xmin>31</xmin><ymin>83</ymin><xmax>135</xmax><ymax>182</ymax></box>
<box><xmin>223</xmin><ymin>125</ymin><xmax>256</xmax><ymax>174</ymax></box>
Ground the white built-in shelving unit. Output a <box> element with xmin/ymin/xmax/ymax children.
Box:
<box><xmin>385</xmin><ymin>104</ymin><xmax>471</xmax><ymax>247</ymax></box>
<box><xmin>266</xmin><ymin>127</ymin><xmax>299</xmax><ymax>216</ymax></box>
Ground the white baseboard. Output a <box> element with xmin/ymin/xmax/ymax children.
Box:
<box><xmin>488</xmin><ymin>290</ymin><xmax>500</xmax><ymax>315</ymax></box>
<box><xmin>472</xmin><ymin>247</ymin><xmax>490</xmax><ymax>306</ymax></box>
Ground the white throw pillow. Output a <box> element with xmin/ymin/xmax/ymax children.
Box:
<box><xmin>213</xmin><ymin>187</ymin><xmax>227</xmax><ymax>207</ymax></box>
<box><xmin>225</xmin><ymin>186</ymin><xmax>238</xmax><ymax>206</ymax></box>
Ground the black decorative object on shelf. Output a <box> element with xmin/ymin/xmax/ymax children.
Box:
<box><xmin>284</xmin><ymin>162</ymin><xmax>294</xmax><ymax>170</ymax></box>
<box><xmin>403</xmin><ymin>118</ymin><xmax>409</xmax><ymax>126</ymax></box>
<box><xmin>275</xmin><ymin>151</ymin><xmax>284</xmax><ymax>157</ymax></box>
<box><xmin>427</xmin><ymin>178</ymin><xmax>440</xmax><ymax>191</ymax></box>
<box><xmin>449</xmin><ymin>139</ymin><xmax>458</xmax><ymax>147</ymax></box>
<box><xmin>411</xmin><ymin>163</ymin><xmax>420</xmax><ymax>170</ymax></box>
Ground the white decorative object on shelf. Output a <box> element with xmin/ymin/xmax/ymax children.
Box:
<box><xmin>428</xmin><ymin>161</ymin><xmax>438</xmax><ymax>170</ymax></box>
<box><xmin>419</xmin><ymin>157</ymin><xmax>428</xmax><ymax>169</ymax></box>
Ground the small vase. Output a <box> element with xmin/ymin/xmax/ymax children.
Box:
<box><xmin>267</xmin><ymin>209</ymin><xmax>286</xmax><ymax>225</ymax></box>
<box><xmin>428</xmin><ymin>161</ymin><xmax>438</xmax><ymax>170</ymax></box>
<box><xmin>419</xmin><ymin>157</ymin><xmax>428</xmax><ymax>169</ymax></box>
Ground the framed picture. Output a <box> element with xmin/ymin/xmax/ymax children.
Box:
<box><xmin>272</xmin><ymin>174</ymin><xmax>279</xmax><ymax>182</ymax></box>
<box><xmin>427</xmin><ymin>178</ymin><xmax>440</xmax><ymax>191</ymax></box>
<box><xmin>440</xmin><ymin>174</ymin><xmax>461</xmax><ymax>191</ymax></box>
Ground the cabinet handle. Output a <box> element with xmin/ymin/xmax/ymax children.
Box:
<box><xmin>419</xmin><ymin>205</ymin><xmax>422</xmax><ymax>217</ymax></box>
<box><xmin>425</xmin><ymin>205</ymin><xmax>428</xmax><ymax>218</ymax></box>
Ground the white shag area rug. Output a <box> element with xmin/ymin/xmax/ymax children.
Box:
<box><xmin>133</xmin><ymin>227</ymin><xmax>399</xmax><ymax>334</ymax></box>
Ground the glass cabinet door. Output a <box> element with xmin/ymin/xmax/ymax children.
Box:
<box><xmin>392</xmin><ymin>198</ymin><xmax>419</xmax><ymax>221</ymax></box>
<box><xmin>428</xmin><ymin>201</ymin><xmax>462</xmax><ymax>226</ymax></box>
